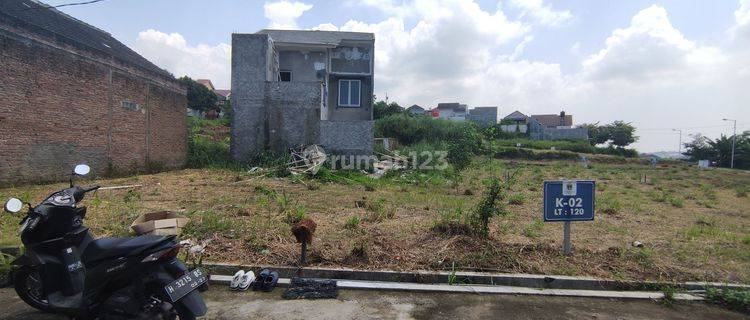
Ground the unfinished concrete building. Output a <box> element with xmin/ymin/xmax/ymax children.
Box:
<box><xmin>230</xmin><ymin>30</ymin><xmax>375</xmax><ymax>161</ymax></box>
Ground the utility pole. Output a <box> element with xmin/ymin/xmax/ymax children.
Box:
<box><xmin>722</xmin><ymin>118</ymin><xmax>737</xmax><ymax>169</ymax></box>
<box><xmin>672</xmin><ymin>129</ymin><xmax>682</xmax><ymax>154</ymax></box>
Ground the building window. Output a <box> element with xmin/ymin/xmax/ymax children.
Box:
<box><xmin>279</xmin><ymin>71</ymin><xmax>292</xmax><ymax>82</ymax></box>
<box><xmin>338</xmin><ymin>79</ymin><xmax>360</xmax><ymax>107</ymax></box>
<box><xmin>121</xmin><ymin>101</ymin><xmax>140</xmax><ymax>111</ymax></box>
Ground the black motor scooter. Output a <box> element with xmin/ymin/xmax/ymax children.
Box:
<box><xmin>3</xmin><ymin>164</ymin><xmax>207</xmax><ymax>319</ymax></box>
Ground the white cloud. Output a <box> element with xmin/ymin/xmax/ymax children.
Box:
<box><xmin>509</xmin><ymin>0</ymin><xmax>573</xmax><ymax>26</ymax></box>
<box><xmin>131</xmin><ymin>1</ymin><xmax>749</xmax><ymax>152</ymax></box>
<box><xmin>263</xmin><ymin>0</ymin><xmax>313</xmax><ymax>29</ymax></box>
<box><xmin>133</xmin><ymin>29</ymin><xmax>231</xmax><ymax>89</ymax></box>
<box><xmin>582</xmin><ymin>5</ymin><xmax>724</xmax><ymax>84</ymax></box>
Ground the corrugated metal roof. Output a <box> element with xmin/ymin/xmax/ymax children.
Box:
<box><xmin>0</xmin><ymin>0</ymin><xmax>172</xmax><ymax>77</ymax></box>
<box><xmin>256</xmin><ymin>29</ymin><xmax>374</xmax><ymax>46</ymax></box>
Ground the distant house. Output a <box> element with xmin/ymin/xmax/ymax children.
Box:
<box><xmin>434</xmin><ymin>103</ymin><xmax>467</xmax><ymax>121</ymax></box>
<box><xmin>407</xmin><ymin>104</ymin><xmax>426</xmax><ymax>116</ymax></box>
<box><xmin>499</xmin><ymin>111</ymin><xmax>529</xmax><ymax>133</ymax></box>
<box><xmin>528</xmin><ymin>111</ymin><xmax>587</xmax><ymax>140</ymax></box>
<box><xmin>530</xmin><ymin>111</ymin><xmax>573</xmax><ymax>128</ymax></box>
<box><xmin>503</xmin><ymin>110</ymin><xmax>528</xmax><ymax>124</ymax></box>
<box><xmin>196</xmin><ymin>79</ymin><xmax>230</xmax><ymax>109</ymax></box>
<box><xmin>468</xmin><ymin>106</ymin><xmax>499</xmax><ymax>127</ymax></box>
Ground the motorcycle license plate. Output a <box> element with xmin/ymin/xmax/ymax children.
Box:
<box><xmin>164</xmin><ymin>268</ymin><xmax>207</xmax><ymax>303</ymax></box>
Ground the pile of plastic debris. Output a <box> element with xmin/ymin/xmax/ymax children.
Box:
<box><xmin>288</xmin><ymin>145</ymin><xmax>327</xmax><ymax>175</ymax></box>
<box><xmin>370</xmin><ymin>151</ymin><xmax>408</xmax><ymax>179</ymax></box>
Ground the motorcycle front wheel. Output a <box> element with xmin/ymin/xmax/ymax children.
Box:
<box><xmin>13</xmin><ymin>267</ymin><xmax>53</xmax><ymax>313</ymax></box>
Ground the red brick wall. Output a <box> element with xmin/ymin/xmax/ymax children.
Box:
<box><xmin>0</xmin><ymin>27</ymin><xmax>186</xmax><ymax>184</ymax></box>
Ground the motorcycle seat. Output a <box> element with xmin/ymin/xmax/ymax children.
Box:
<box><xmin>83</xmin><ymin>235</ymin><xmax>171</xmax><ymax>264</ymax></box>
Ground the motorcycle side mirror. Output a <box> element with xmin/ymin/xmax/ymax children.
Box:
<box><xmin>74</xmin><ymin>164</ymin><xmax>91</xmax><ymax>176</ymax></box>
<box><xmin>4</xmin><ymin>198</ymin><xmax>23</xmax><ymax>213</ymax></box>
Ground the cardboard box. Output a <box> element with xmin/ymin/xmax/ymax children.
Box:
<box><xmin>131</xmin><ymin>211</ymin><xmax>189</xmax><ymax>236</ymax></box>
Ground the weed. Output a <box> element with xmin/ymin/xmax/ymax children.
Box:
<box><xmin>508</xmin><ymin>193</ymin><xmax>525</xmax><ymax>205</ymax></box>
<box><xmin>448</xmin><ymin>262</ymin><xmax>458</xmax><ymax>285</ymax></box>
<box><xmin>432</xmin><ymin>207</ymin><xmax>471</xmax><ymax>235</ymax></box>
<box><xmin>345</xmin><ymin>216</ymin><xmax>361</xmax><ymax>230</ymax></box>
<box><xmin>705</xmin><ymin>287</ymin><xmax>750</xmax><ymax>313</ymax></box>
<box><xmin>668</xmin><ymin>197</ymin><xmax>684</xmax><ymax>208</ymax></box>
<box><xmin>629</xmin><ymin>247</ymin><xmax>654</xmax><ymax>267</ymax></box>
<box><xmin>600</xmin><ymin>193</ymin><xmax>622</xmax><ymax>214</ymax></box>
<box><xmin>522</xmin><ymin>219</ymin><xmax>544</xmax><ymax>238</ymax></box>
<box><xmin>365</xmin><ymin>198</ymin><xmax>392</xmax><ymax>221</ymax></box>
<box><xmin>743</xmin><ymin>235</ymin><xmax>750</xmax><ymax>245</ymax></box>
<box><xmin>466</xmin><ymin>178</ymin><xmax>507</xmax><ymax>237</ymax></box>
<box><xmin>123</xmin><ymin>190</ymin><xmax>140</xmax><ymax>203</ymax></box>
<box><xmin>286</xmin><ymin>206</ymin><xmax>308</xmax><ymax>224</ymax></box>
<box><xmin>661</xmin><ymin>285</ymin><xmax>678</xmax><ymax>307</ymax></box>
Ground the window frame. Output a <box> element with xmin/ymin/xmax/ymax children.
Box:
<box><xmin>279</xmin><ymin>70</ymin><xmax>292</xmax><ymax>82</ymax></box>
<box><xmin>338</xmin><ymin>79</ymin><xmax>361</xmax><ymax>108</ymax></box>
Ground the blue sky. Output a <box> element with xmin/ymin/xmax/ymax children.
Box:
<box><xmin>51</xmin><ymin>0</ymin><xmax>749</xmax><ymax>152</ymax></box>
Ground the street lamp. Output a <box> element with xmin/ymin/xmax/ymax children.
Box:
<box><xmin>722</xmin><ymin>118</ymin><xmax>737</xmax><ymax>169</ymax></box>
<box><xmin>672</xmin><ymin>129</ymin><xmax>682</xmax><ymax>154</ymax></box>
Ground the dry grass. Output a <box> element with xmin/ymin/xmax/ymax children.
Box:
<box><xmin>1</xmin><ymin>158</ymin><xmax>749</xmax><ymax>283</ymax></box>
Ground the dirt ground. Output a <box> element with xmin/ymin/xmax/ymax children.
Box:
<box><xmin>1</xmin><ymin>158</ymin><xmax>748</xmax><ymax>283</ymax></box>
<box><xmin>1</xmin><ymin>287</ymin><xmax>747</xmax><ymax>320</ymax></box>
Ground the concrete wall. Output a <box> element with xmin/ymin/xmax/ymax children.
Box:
<box><xmin>278</xmin><ymin>51</ymin><xmax>327</xmax><ymax>82</ymax></box>
<box><xmin>266</xmin><ymin>81</ymin><xmax>321</xmax><ymax>151</ymax></box>
<box><xmin>528</xmin><ymin>118</ymin><xmax>588</xmax><ymax>140</ymax></box>
<box><xmin>468</xmin><ymin>107</ymin><xmax>498</xmax><ymax>127</ymax></box>
<box><xmin>319</xmin><ymin>120</ymin><xmax>374</xmax><ymax>155</ymax></box>
<box><xmin>231</xmin><ymin>34</ymin><xmax>272</xmax><ymax>161</ymax></box>
<box><xmin>0</xmin><ymin>23</ymin><xmax>186</xmax><ymax>185</ymax></box>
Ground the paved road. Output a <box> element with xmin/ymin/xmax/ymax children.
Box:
<box><xmin>1</xmin><ymin>287</ymin><xmax>747</xmax><ymax>319</ymax></box>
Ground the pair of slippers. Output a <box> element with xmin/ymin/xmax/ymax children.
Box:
<box><xmin>229</xmin><ymin>269</ymin><xmax>279</xmax><ymax>292</ymax></box>
<box><xmin>229</xmin><ymin>270</ymin><xmax>255</xmax><ymax>291</ymax></box>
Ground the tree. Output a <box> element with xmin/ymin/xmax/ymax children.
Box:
<box><xmin>683</xmin><ymin>134</ymin><xmax>715</xmax><ymax>160</ymax></box>
<box><xmin>374</xmin><ymin>100</ymin><xmax>404</xmax><ymax>119</ymax></box>
<box><xmin>607</xmin><ymin>121</ymin><xmax>638</xmax><ymax>148</ymax></box>
<box><xmin>581</xmin><ymin>122</ymin><xmax>610</xmax><ymax>146</ymax></box>
<box><xmin>683</xmin><ymin>131</ymin><xmax>749</xmax><ymax>169</ymax></box>
<box><xmin>179</xmin><ymin>76</ymin><xmax>218</xmax><ymax>112</ymax></box>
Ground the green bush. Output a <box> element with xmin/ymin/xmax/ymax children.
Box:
<box><xmin>706</xmin><ymin>287</ymin><xmax>750</xmax><ymax>313</ymax></box>
<box><xmin>492</xmin><ymin>139</ymin><xmax>638</xmax><ymax>157</ymax></box>
<box><xmin>375</xmin><ymin>114</ymin><xmax>481</xmax><ymax>148</ymax></box>
<box><xmin>467</xmin><ymin>178</ymin><xmax>508</xmax><ymax>237</ymax></box>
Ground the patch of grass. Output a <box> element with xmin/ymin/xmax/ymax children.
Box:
<box><xmin>507</xmin><ymin>193</ymin><xmax>525</xmax><ymax>205</ymax></box>
<box><xmin>743</xmin><ymin>235</ymin><xmax>750</xmax><ymax>245</ymax></box>
<box><xmin>123</xmin><ymin>189</ymin><xmax>140</xmax><ymax>203</ymax></box>
<box><xmin>365</xmin><ymin>198</ymin><xmax>393</xmax><ymax>221</ymax></box>
<box><xmin>668</xmin><ymin>197</ymin><xmax>684</xmax><ymax>208</ymax></box>
<box><xmin>629</xmin><ymin>247</ymin><xmax>654</xmax><ymax>267</ymax></box>
<box><xmin>522</xmin><ymin>219</ymin><xmax>544</xmax><ymax>238</ymax></box>
<box><xmin>285</xmin><ymin>206</ymin><xmax>308</xmax><ymax>224</ymax></box>
<box><xmin>600</xmin><ymin>193</ymin><xmax>622</xmax><ymax>214</ymax></box>
<box><xmin>705</xmin><ymin>287</ymin><xmax>750</xmax><ymax>313</ymax></box>
<box><xmin>432</xmin><ymin>207</ymin><xmax>471</xmax><ymax>235</ymax></box>
<box><xmin>0</xmin><ymin>252</ymin><xmax>13</xmax><ymax>286</ymax></box>
<box><xmin>183</xmin><ymin>210</ymin><xmax>234</xmax><ymax>238</ymax></box>
<box><xmin>345</xmin><ymin>216</ymin><xmax>361</xmax><ymax>230</ymax></box>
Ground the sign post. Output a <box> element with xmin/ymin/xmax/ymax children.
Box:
<box><xmin>543</xmin><ymin>180</ymin><xmax>596</xmax><ymax>255</ymax></box>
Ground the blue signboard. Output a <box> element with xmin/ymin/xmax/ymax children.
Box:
<box><xmin>543</xmin><ymin>180</ymin><xmax>596</xmax><ymax>222</ymax></box>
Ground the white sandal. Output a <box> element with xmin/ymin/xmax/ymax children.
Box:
<box><xmin>238</xmin><ymin>271</ymin><xmax>256</xmax><ymax>291</ymax></box>
<box><xmin>230</xmin><ymin>270</ymin><xmax>245</xmax><ymax>290</ymax></box>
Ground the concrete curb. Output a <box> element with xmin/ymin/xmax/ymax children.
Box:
<box><xmin>208</xmin><ymin>274</ymin><xmax>703</xmax><ymax>301</ymax></box>
<box><xmin>203</xmin><ymin>262</ymin><xmax>750</xmax><ymax>292</ymax></box>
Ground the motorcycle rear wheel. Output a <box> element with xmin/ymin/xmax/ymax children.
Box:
<box><xmin>13</xmin><ymin>267</ymin><xmax>53</xmax><ymax>313</ymax></box>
